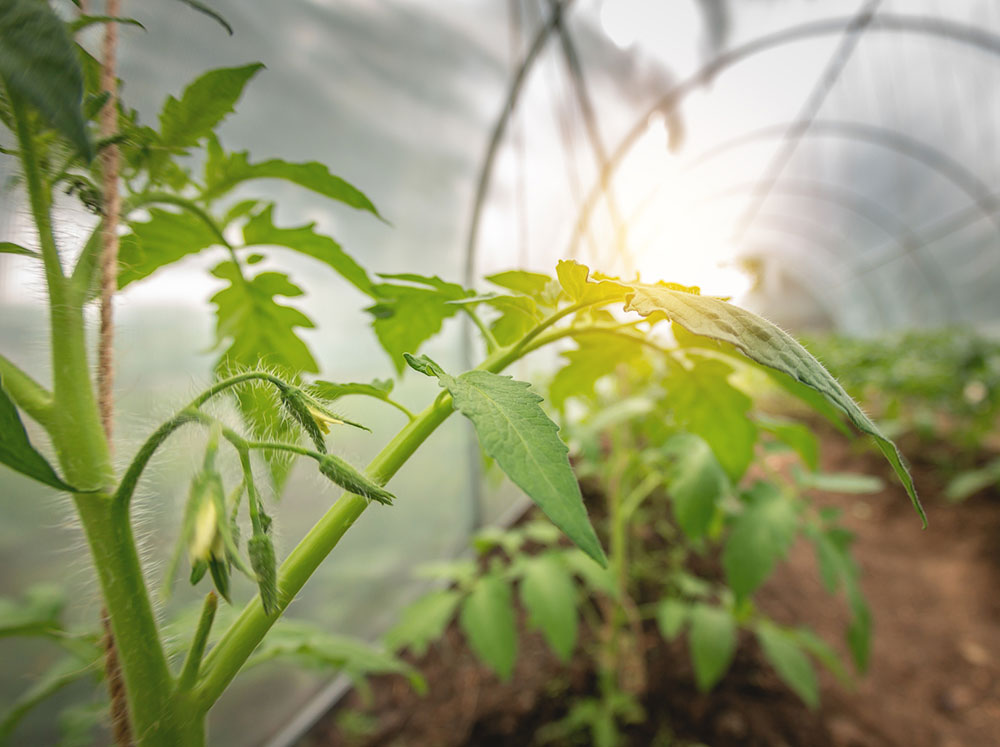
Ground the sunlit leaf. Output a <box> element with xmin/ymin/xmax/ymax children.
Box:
<box><xmin>485</xmin><ymin>269</ymin><xmax>551</xmax><ymax>299</ymax></box>
<box><xmin>625</xmin><ymin>285</ymin><xmax>924</xmax><ymax>524</ymax></box>
<box><xmin>549</xmin><ymin>333</ymin><xmax>648</xmax><ymax>411</ymax></box>
<box><xmin>487</xmin><ymin>295</ymin><xmax>540</xmax><ymax>346</ymax></box>
<box><xmin>555</xmin><ymin>260</ymin><xmax>629</xmax><ymax>305</ymax></box>
<box><xmin>0</xmin><ymin>0</ymin><xmax>92</xmax><ymax>158</ymax></box>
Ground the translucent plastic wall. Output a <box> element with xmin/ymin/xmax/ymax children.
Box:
<box><xmin>1</xmin><ymin>0</ymin><xmax>999</xmax><ymax>744</ymax></box>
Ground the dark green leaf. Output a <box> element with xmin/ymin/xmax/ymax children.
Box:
<box><xmin>459</xmin><ymin>573</ymin><xmax>518</xmax><ymax>680</ymax></box>
<box><xmin>666</xmin><ymin>356</ymin><xmax>757</xmax><ymax>483</ymax></box>
<box><xmin>520</xmin><ymin>553</ymin><xmax>578</xmax><ymax>662</ymax></box>
<box><xmin>172</xmin><ymin>0</ymin><xmax>233</xmax><ymax>34</ymax></box>
<box><xmin>0</xmin><ymin>0</ymin><xmax>92</xmax><ymax>158</ymax></box>
<box><xmin>118</xmin><ymin>207</ymin><xmax>221</xmax><ymax>288</ymax></box>
<box><xmin>69</xmin><ymin>15</ymin><xmax>146</xmax><ymax>33</ymax></box>
<box><xmin>383</xmin><ymin>589</ymin><xmax>461</xmax><ymax>656</ymax></box>
<box><xmin>756</xmin><ymin>623</ymin><xmax>819</xmax><ymax>708</ymax></box>
<box><xmin>203</xmin><ymin>148</ymin><xmax>381</xmax><ymax>218</ymax></box>
<box><xmin>240</xmin><ymin>205</ymin><xmax>375</xmax><ymax>295</ymax></box>
<box><xmin>664</xmin><ymin>433</ymin><xmax>727</xmax><ymax>540</ymax></box>
<box><xmin>688</xmin><ymin>604</ymin><xmax>737</xmax><ymax>691</ymax></box>
<box><xmin>722</xmin><ymin>482</ymin><xmax>799</xmax><ymax>601</ymax></box>
<box><xmin>625</xmin><ymin>285</ymin><xmax>923</xmax><ymax>524</ymax></box>
<box><xmin>410</xmin><ymin>360</ymin><xmax>605</xmax><ymax>566</ymax></box>
<box><xmin>159</xmin><ymin>64</ymin><xmax>264</xmax><ymax>150</ymax></box>
<box><xmin>0</xmin><ymin>377</ymin><xmax>82</xmax><ymax>492</ymax></box>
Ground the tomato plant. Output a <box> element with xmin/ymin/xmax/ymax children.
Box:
<box><xmin>0</xmin><ymin>3</ymin><xmax>922</xmax><ymax>744</ymax></box>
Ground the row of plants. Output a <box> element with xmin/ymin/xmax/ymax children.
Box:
<box><xmin>0</xmin><ymin>3</ymin><xmax>921</xmax><ymax>744</ymax></box>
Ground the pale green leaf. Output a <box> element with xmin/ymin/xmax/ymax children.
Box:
<box><xmin>0</xmin><ymin>242</ymin><xmax>38</xmax><ymax>258</ymax></box>
<box><xmin>555</xmin><ymin>260</ymin><xmax>629</xmax><ymax>304</ymax></box>
<box><xmin>800</xmin><ymin>471</ymin><xmax>884</xmax><ymax>494</ymax></box>
<box><xmin>203</xmin><ymin>149</ymin><xmax>381</xmax><ymax>218</ymax></box>
<box><xmin>487</xmin><ymin>295</ymin><xmax>540</xmax><ymax>346</ymax></box>
<box><xmin>310</xmin><ymin>378</ymin><xmax>393</xmax><ymax>402</ymax></box>
<box><xmin>625</xmin><ymin>285</ymin><xmax>923</xmax><ymax>524</ymax></box>
<box><xmin>664</xmin><ymin>433</ymin><xmax>728</xmax><ymax>540</ymax></box>
<box><xmin>520</xmin><ymin>553</ymin><xmax>579</xmax><ymax>662</ymax></box>
<box><xmin>241</xmin><ymin>205</ymin><xmax>374</xmax><ymax>295</ymax></box>
<box><xmin>722</xmin><ymin>482</ymin><xmax>799</xmax><ymax>601</ymax></box>
<box><xmin>0</xmin><ymin>585</ymin><xmax>65</xmax><ymax>638</ymax></box>
<box><xmin>383</xmin><ymin>589</ymin><xmax>461</xmax><ymax>657</ymax></box>
<box><xmin>945</xmin><ymin>458</ymin><xmax>1000</xmax><ymax>502</ymax></box>
<box><xmin>0</xmin><ymin>653</ymin><xmax>102</xmax><ymax>742</ymax></box>
<box><xmin>549</xmin><ymin>333</ymin><xmax>648</xmax><ymax>411</ymax></box>
<box><xmin>159</xmin><ymin>63</ymin><xmax>263</xmax><ymax>150</ymax></box>
<box><xmin>0</xmin><ymin>378</ymin><xmax>82</xmax><ymax>492</ymax></box>
<box><xmin>408</xmin><ymin>359</ymin><xmax>605</xmax><ymax>566</ymax></box>
<box><xmin>0</xmin><ymin>0</ymin><xmax>92</xmax><ymax>158</ymax></box>
<box><xmin>688</xmin><ymin>604</ymin><xmax>737</xmax><ymax>691</ymax></box>
<box><xmin>756</xmin><ymin>623</ymin><xmax>819</xmax><ymax>708</ymax></box>
<box><xmin>459</xmin><ymin>573</ymin><xmax>518</xmax><ymax>680</ymax></box>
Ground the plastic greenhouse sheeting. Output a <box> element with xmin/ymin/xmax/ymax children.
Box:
<box><xmin>1</xmin><ymin>0</ymin><xmax>999</xmax><ymax>744</ymax></box>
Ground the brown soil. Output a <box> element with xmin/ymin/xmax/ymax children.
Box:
<box><xmin>301</xmin><ymin>431</ymin><xmax>1000</xmax><ymax>747</ymax></box>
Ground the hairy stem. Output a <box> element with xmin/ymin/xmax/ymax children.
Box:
<box><xmin>177</xmin><ymin>593</ymin><xmax>218</xmax><ymax>692</ymax></box>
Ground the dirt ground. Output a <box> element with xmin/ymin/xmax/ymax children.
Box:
<box><xmin>302</xmin><ymin>431</ymin><xmax>1000</xmax><ymax>747</ymax></box>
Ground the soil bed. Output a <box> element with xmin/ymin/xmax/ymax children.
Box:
<box><xmin>302</xmin><ymin>429</ymin><xmax>1000</xmax><ymax>747</ymax></box>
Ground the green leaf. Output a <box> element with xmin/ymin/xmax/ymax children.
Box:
<box><xmin>755</xmin><ymin>414</ymin><xmax>819</xmax><ymax>470</ymax></box>
<box><xmin>0</xmin><ymin>653</ymin><xmax>102</xmax><ymax>743</ymax></box>
<box><xmin>756</xmin><ymin>623</ymin><xmax>819</xmax><ymax>708</ymax></box>
<box><xmin>118</xmin><ymin>208</ymin><xmax>221</xmax><ymax>288</ymax></box>
<box><xmin>172</xmin><ymin>0</ymin><xmax>233</xmax><ymax>35</ymax></box>
<box><xmin>625</xmin><ymin>285</ymin><xmax>924</xmax><ymax>524</ymax></box>
<box><xmin>210</xmin><ymin>261</ymin><xmax>317</xmax><ymax>374</ymax></box>
<box><xmin>549</xmin><ymin>334</ymin><xmax>648</xmax><ymax>411</ymax></box>
<box><xmin>203</xmin><ymin>148</ymin><xmax>381</xmax><ymax>218</ymax></box>
<box><xmin>688</xmin><ymin>604</ymin><xmax>737</xmax><ymax>691</ymax></box>
<box><xmin>945</xmin><ymin>458</ymin><xmax>1000</xmax><ymax>503</ymax></box>
<box><xmin>159</xmin><ymin>63</ymin><xmax>264</xmax><ymax>150</ymax></box>
<box><xmin>241</xmin><ymin>205</ymin><xmax>374</xmax><ymax>295</ymax></box>
<box><xmin>485</xmin><ymin>269</ymin><xmax>552</xmax><ymax>299</ymax></box>
<box><xmin>69</xmin><ymin>15</ymin><xmax>146</xmax><ymax>33</ymax></box>
<box><xmin>555</xmin><ymin>260</ymin><xmax>630</xmax><ymax>305</ymax></box>
<box><xmin>0</xmin><ymin>377</ymin><xmax>82</xmax><ymax>492</ymax></box>
<box><xmin>663</xmin><ymin>433</ymin><xmax>728</xmax><ymax>540</ymax></box>
<box><xmin>799</xmin><ymin>471</ymin><xmax>884</xmax><ymax>494</ymax></box>
<box><xmin>383</xmin><ymin>589</ymin><xmax>461</xmax><ymax>656</ymax></box>
<box><xmin>666</xmin><ymin>356</ymin><xmax>757</xmax><ymax>483</ymax></box>
<box><xmin>310</xmin><ymin>378</ymin><xmax>393</xmax><ymax>403</ymax></box>
<box><xmin>656</xmin><ymin>598</ymin><xmax>689</xmax><ymax>640</ymax></box>
<box><xmin>722</xmin><ymin>482</ymin><xmax>799</xmax><ymax>601</ymax></box>
<box><xmin>845</xmin><ymin>583</ymin><xmax>872</xmax><ymax>672</ymax></box>
<box><xmin>408</xmin><ymin>359</ymin><xmax>605</xmax><ymax>566</ymax></box>
<box><xmin>0</xmin><ymin>585</ymin><xmax>65</xmax><ymax>638</ymax></box>
<box><xmin>370</xmin><ymin>278</ymin><xmax>469</xmax><ymax>373</ymax></box>
<box><xmin>487</xmin><ymin>295</ymin><xmax>541</xmax><ymax>346</ymax></box>
<box><xmin>0</xmin><ymin>242</ymin><xmax>38</xmax><ymax>258</ymax></box>
<box><xmin>520</xmin><ymin>553</ymin><xmax>579</xmax><ymax>662</ymax></box>
<box><xmin>0</xmin><ymin>0</ymin><xmax>92</xmax><ymax>159</ymax></box>
<box><xmin>247</xmin><ymin>619</ymin><xmax>425</xmax><ymax>693</ymax></box>
<box><xmin>459</xmin><ymin>573</ymin><xmax>518</xmax><ymax>680</ymax></box>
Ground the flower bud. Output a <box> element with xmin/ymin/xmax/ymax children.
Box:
<box><xmin>318</xmin><ymin>453</ymin><xmax>394</xmax><ymax>505</ymax></box>
<box><xmin>249</xmin><ymin>534</ymin><xmax>279</xmax><ymax>615</ymax></box>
